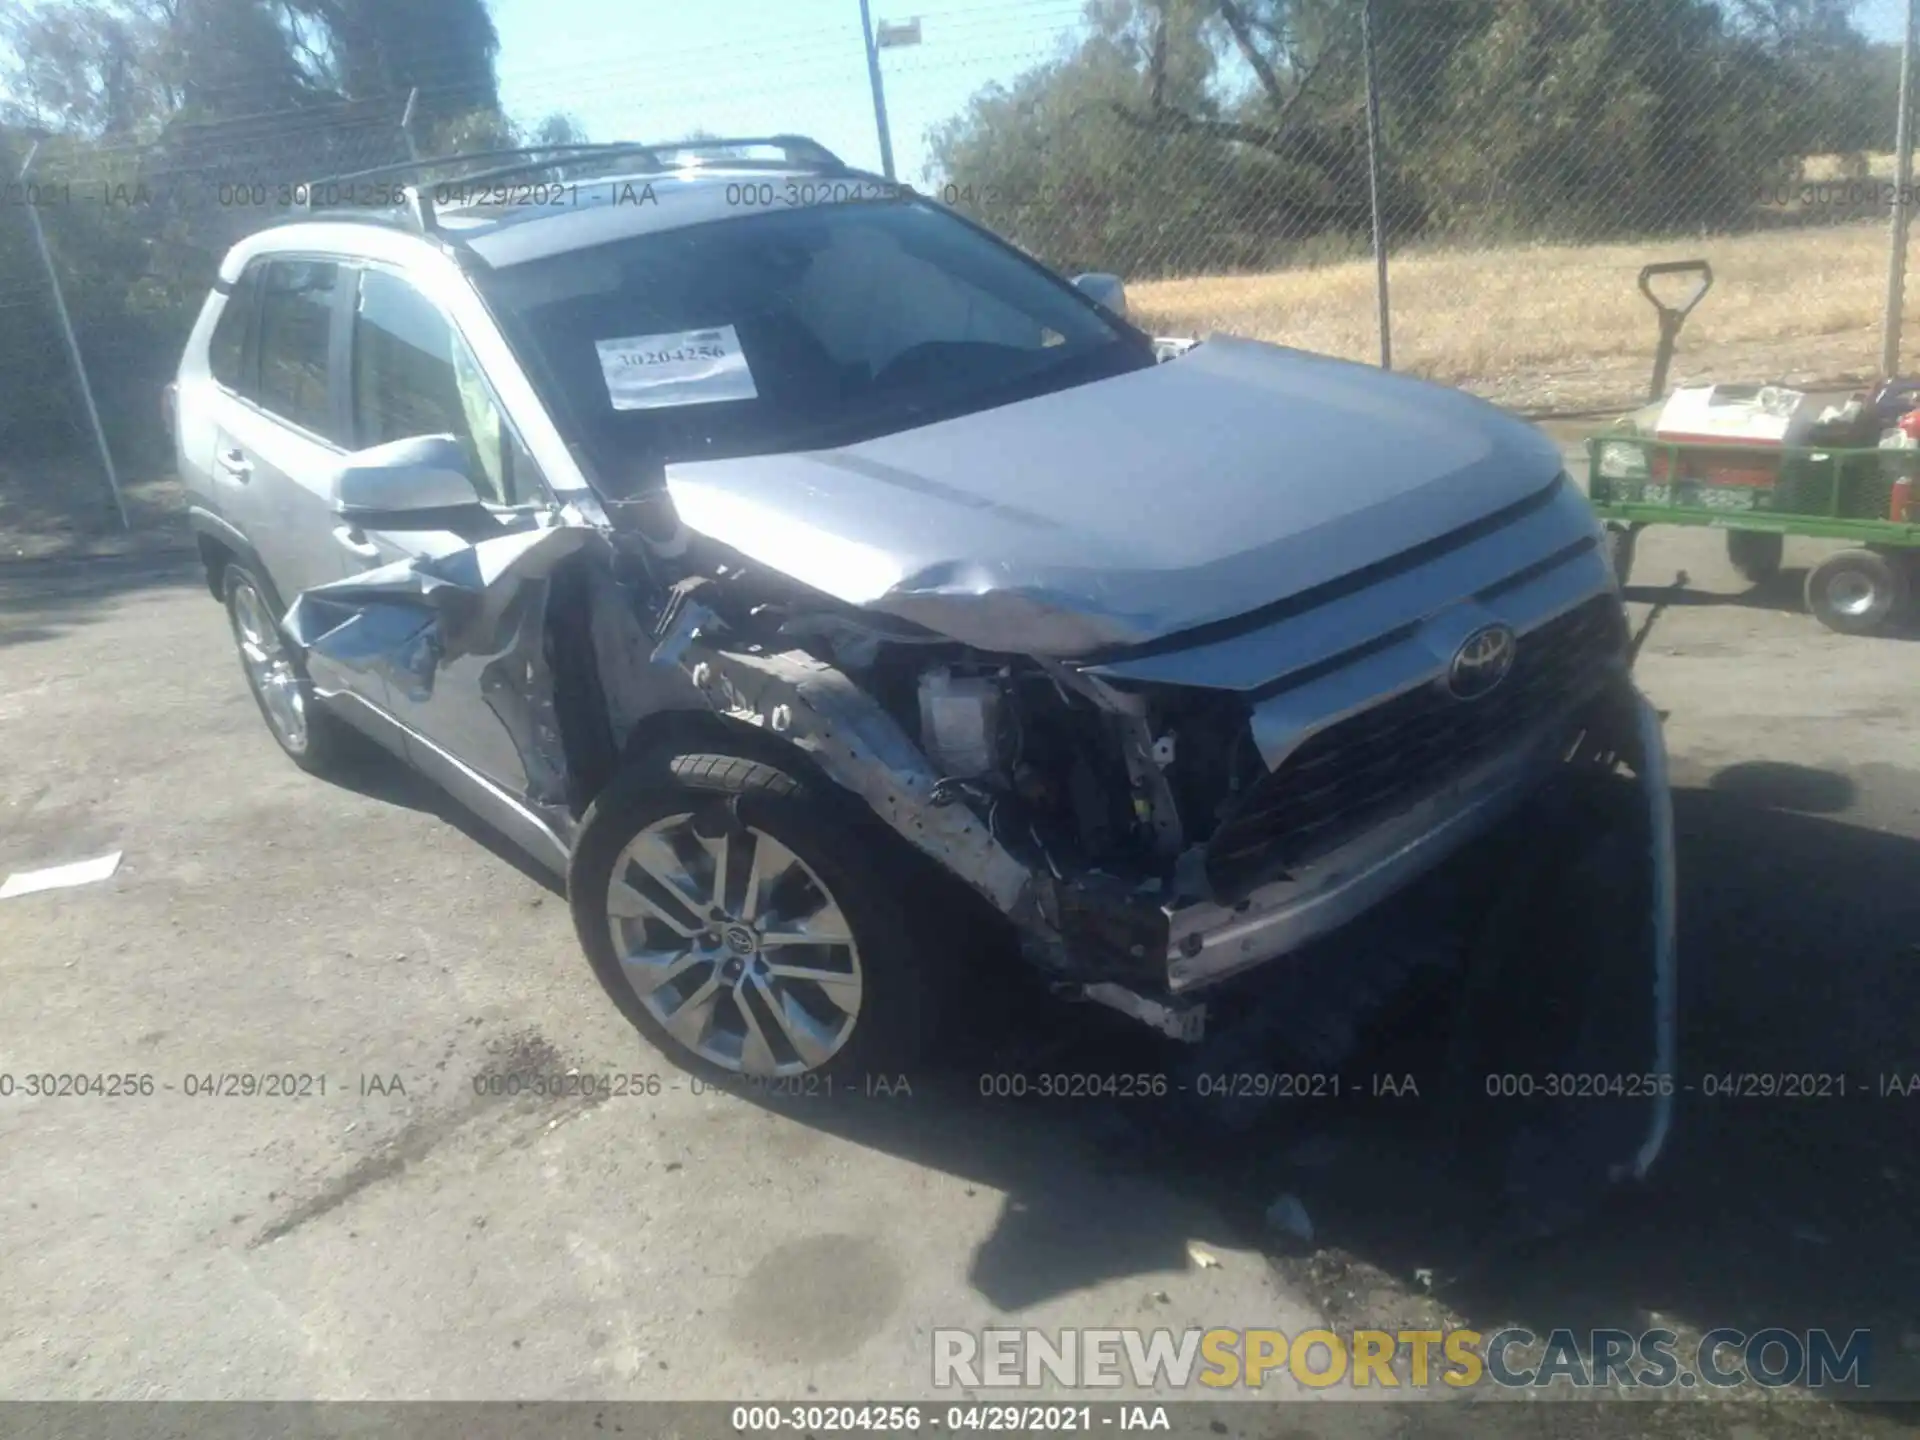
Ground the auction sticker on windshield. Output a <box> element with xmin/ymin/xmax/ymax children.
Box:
<box><xmin>595</xmin><ymin>325</ymin><xmax>758</xmax><ymax>409</ymax></box>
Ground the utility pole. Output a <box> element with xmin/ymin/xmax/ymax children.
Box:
<box><xmin>1884</xmin><ymin>0</ymin><xmax>1918</xmax><ymax>377</ymax></box>
<box><xmin>399</xmin><ymin>86</ymin><xmax>421</xmax><ymax>161</ymax></box>
<box><xmin>18</xmin><ymin>142</ymin><xmax>129</xmax><ymax>531</ymax></box>
<box><xmin>859</xmin><ymin>5</ymin><xmax>921</xmax><ymax>181</ymax></box>
<box><xmin>1360</xmin><ymin>0</ymin><xmax>1391</xmax><ymax>370</ymax></box>
<box><xmin>858</xmin><ymin>0</ymin><xmax>896</xmax><ymax>180</ymax></box>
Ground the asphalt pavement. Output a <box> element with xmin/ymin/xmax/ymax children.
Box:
<box><xmin>0</xmin><ymin>518</ymin><xmax>1916</xmax><ymax>1425</ymax></box>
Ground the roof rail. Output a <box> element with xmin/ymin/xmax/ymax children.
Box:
<box><xmin>289</xmin><ymin>134</ymin><xmax>852</xmax><ymax>236</ymax></box>
<box><xmin>286</xmin><ymin>185</ymin><xmax>442</xmax><ymax>237</ymax></box>
<box><xmin>400</xmin><ymin>142</ymin><xmax>680</xmax><ymax>208</ymax></box>
<box><xmin>292</xmin><ymin>142</ymin><xmax>675</xmax><ymax>234</ymax></box>
<box><xmin>416</xmin><ymin>134</ymin><xmax>852</xmax><ymax>200</ymax></box>
<box><xmin>296</xmin><ymin>141</ymin><xmax>672</xmax><ymax>195</ymax></box>
<box><xmin>647</xmin><ymin>134</ymin><xmax>847</xmax><ymax>169</ymax></box>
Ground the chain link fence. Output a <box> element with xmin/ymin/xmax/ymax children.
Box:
<box><xmin>3</xmin><ymin>0</ymin><xmax>1917</xmax><ymax>537</ymax></box>
<box><xmin>925</xmin><ymin>0</ymin><xmax>1919</xmax><ymax>414</ymax></box>
<box><xmin>1</xmin><ymin>97</ymin><xmax>425</xmax><ymax>543</ymax></box>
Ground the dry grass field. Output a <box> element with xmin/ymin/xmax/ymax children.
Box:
<box><xmin>1132</xmin><ymin>217</ymin><xmax>1920</xmax><ymax>414</ymax></box>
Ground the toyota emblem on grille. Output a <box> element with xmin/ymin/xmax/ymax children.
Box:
<box><xmin>1447</xmin><ymin>624</ymin><xmax>1517</xmax><ymax>700</ymax></box>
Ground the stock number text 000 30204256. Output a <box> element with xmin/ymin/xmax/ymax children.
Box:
<box><xmin>729</xmin><ymin>1405</ymin><xmax>1146</xmax><ymax>1432</ymax></box>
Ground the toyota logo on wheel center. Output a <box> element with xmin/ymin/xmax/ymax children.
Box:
<box><xmin>1447</xmin><ymin>623</ymin><xmax>1517</xmax><ymax>700</ymax></box>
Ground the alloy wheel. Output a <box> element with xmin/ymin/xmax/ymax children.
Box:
<box><xmin>229</xmin><ymin>579</ymin><xmax>308</xmax><ymax>753</ymax></box>
<box><xmin>605</xmin><ymin>812</ymin><xmax>864</xmax><ymax>1076</ymax></box>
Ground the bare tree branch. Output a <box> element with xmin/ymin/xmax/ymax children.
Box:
<box><xmin>1215</xmin><ymin>0</ymin><xmax>1287</xmax><ymax>106</ymax></box>
<box><xmin>1100</xmin><ymin>96</ymin><xmax>1351</xmax><ymax>177</ymax></box>
<box><xmin>1210</xmin><ymin>1</ymin><xmax>1341</xmax><ymax>128</ymax></box>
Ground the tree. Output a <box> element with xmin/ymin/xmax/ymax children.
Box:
<box><xmin>930</xmin><ymin>0</ymin><xmax>1886</xmax><ymax>273</ymax></box>
<box><xmin>930</xmin><ymin>1</ymin><xmax>1346</xmax><ymax>276</ymax></box>
<box><xmin>289</xmin><ymin>0</ymin><xmax>500</xmax><ymax>126</ymax></box>
<box><xmin>0</xmin><ymin>0</ymin><xmax>510</xmax><ymax>477</ymax></box>
<box><xmin>527</xmin><ymin>111</ymin><xmax>588</xmax><ymax>147</ymax></box>
<box><xmin>1</xmin><ymin>1</ymin><xmax>181</xmax><ymax>135</ymax></box>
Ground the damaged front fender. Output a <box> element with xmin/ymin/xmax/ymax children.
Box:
<box><xmin>660</xmin><ymin>613</ymin><xmax>1048</xmax><ymax>933</ymax></box>
<box><xmin>285</xmin><ymin>526</ymin><xmax>595</xmax><ymax>701</ymax></box>
<box><xmin>279</xmin><ymin>525</ymin><xmax>605</xmax><ymax>868</ymax></box>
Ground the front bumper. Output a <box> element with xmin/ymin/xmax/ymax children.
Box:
<box><xmin>1163</xmin><ymin>721</ymin><xmax>1573</xmax><ymax>994</ymax></box>
<box><xmin>1076</xmin><ymin>687</ymin><xmax>1678</xmax><ymax>1180</ymax></box>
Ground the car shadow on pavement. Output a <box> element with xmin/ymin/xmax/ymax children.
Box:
<box><xmin>1316</xmin><ymin>779</ymin><xmax>1920</xmax><ymax>1362</ymax></box>
<box><xmin>723</xmin><ymin>768</ymin><xmax>1920</xmax><ymax>1399</ymax></box>
<box><xmin>0</xmin><ymin>554</ymin><xmax>199</xmax><ymax>650</ymax></box>
<box><xmin>322</xmin><ymin>735</ymin><xmax>565</xmax><ymax>898</ymax></box>
<box><xmin>1625</xmin><ymin>570</ymin><xmax>1920</xmax><ymax>641</ymax></box>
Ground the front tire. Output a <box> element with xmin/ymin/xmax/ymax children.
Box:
<box><xmin>1606</xmin><ymin>523</ymin><xmax>1637</xmax><ymax>587</ymax></box>
<box><xmin>1804</xmin><ymin>548</ymin><xmax>1907</xmax><ymax>635</ymax></box>
<box><xmin>569</xmin><ymin>751</ymin><xmax>938</xmax><ymax>1082</ymax></box>
<box><xmin>1725</xmin><ymin>529</ymin><xmax>1784</xmax><ymax>585</ymax></box>
<box><xmin>223</xmin><ymin>563</ymin><xmax>345</xmax><ymax>773</ymax></box>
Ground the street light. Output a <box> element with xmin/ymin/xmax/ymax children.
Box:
<box><xmin>858</xmin><ymin>4</ymin><xmax>920</xmax><ymax>181</ymax></box>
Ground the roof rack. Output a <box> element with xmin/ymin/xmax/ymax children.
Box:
<box><xmin>643</xmin><ymin>134</ymin><xmax>848</xmax><ymax>170</ymax></box>
<box><xmin>291</xmin><ymin>134</ymin><xmax>851</xmax><ymax>236</ymax></box>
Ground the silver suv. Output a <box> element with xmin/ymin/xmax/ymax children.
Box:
<box><xmin>173</xmin><ymin>136</ymin><xmax>1674</xmax><ymax>1165</ymax></box>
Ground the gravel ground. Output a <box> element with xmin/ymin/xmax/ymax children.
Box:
<box><xmin>0</xmin><ymin>466</ymin><xmax>1916</xmax><ymax>1432</ymax></box>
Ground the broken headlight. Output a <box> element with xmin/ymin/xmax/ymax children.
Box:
<box><xmin>917</xmin><ymin>666</ymin><xmax>1004</xmax><ymax>779</ymax></box>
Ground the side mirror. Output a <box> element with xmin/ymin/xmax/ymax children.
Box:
<box><xmin>331</xmin><ymin>435</ymin><xmax>483</xmax><ymax>530</ymax></box>
<box><xmin>1072</xmin><ymin>272</ymin><xmax>1128</xmax><ymax>318</ymax></box>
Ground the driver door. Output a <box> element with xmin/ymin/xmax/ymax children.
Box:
<box><xmin>334</xmin><ymin>263</ymin><xmax>562</xmax><ymax>804</ymax></box>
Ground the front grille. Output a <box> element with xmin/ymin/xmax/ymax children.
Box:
<box><xmin>1205</xmin><ymin>594</ymin><xmax>1628</xmax><ymax>897</ymax></box>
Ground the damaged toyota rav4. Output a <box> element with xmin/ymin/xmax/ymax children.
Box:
<box><xmin>174</xmin><ymin>137</ymin><xmax>1675</xmax><ymax>1175</ymax></box>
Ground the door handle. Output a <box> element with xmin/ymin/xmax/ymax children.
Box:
<box><xmin>214</xmin><ymin>447</ymin><xmax>251</xmax><ymax>481</ymax></box>
<box><xmin>331</xmin><ymin>525</ymin><xmax>382</xmax><ymax>562</ymax></box>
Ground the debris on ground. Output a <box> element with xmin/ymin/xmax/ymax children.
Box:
<box><xmin>0</xmin><ymin>850</ymin><xmax>122</xmax><ymax>899</ymax></box>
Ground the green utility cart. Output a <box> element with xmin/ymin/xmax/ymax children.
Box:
<box><xmin>1587</xmin><ymin>431</ymin><xmax>1920</xmax><ymax>635</ymax></box>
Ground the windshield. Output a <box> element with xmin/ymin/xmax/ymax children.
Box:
<box><xmin>478</xmin><ymin>198</ymin><xmax>1153</xmax><ymax>495</ymax></box>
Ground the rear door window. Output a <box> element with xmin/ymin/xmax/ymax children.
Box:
<box><xmin>256</xmin><ymin>259</ymin><xmax>341</xmax><ymax>439</ymax></box>
<box><xmin>208</xmin><ymin>261</ymin><xmax>262</xmax><ymax>394</ymax></box>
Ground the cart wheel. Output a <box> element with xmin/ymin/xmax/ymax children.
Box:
<box><xmin>1725</xmin><ymin>530</ymin><xmax>1784</xmax><ymax>586</ymax></box>
<box><xmin>1606</xmin><ymin>524</ymin><xmax>1637</xmax><ymax>587</ymax></box>
<box><xmin>1804</xmin><ymin>548</ymin><xmax>1909</xmax><ymax>635</ymax></box>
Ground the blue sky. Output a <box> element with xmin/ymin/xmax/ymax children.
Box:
<box><xmin>489</xmin><ymin>0</ymin><xmax>1919</xmax><ymax>187</ymax></box>
<box><xmin>1</xmin><ymin>0</ymin><xmax>1911</xmax><ymax>176</ymax></box>
<box><xmin>487</xmin><ymin>0</ymin><xmax>1090</xmax><ymax>185</ymax></box>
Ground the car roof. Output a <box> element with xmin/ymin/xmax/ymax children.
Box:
<box><xmin>238</xmin><ymin>157</ymin><xmax>920</xmax><ymax>275</ymax></box>
<box><xmin>446</xmin><ymin>165</ymin><xmax>915</xmax><ymax>268</ymax></box>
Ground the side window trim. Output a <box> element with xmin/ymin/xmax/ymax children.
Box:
<box><xmin>239</xmin><ymin>261</ymin><xmax>264</xmax><ymax>399</ymax></box>
<box><xmin>329</xmin><ymin>263</ymin><xmax>359</xmax><ymax>453</ymax></box>
<box><xmin>351</xmin><ymin>262</ymin><xmax>553</xmax><ymax>511</ymax></box>
<box><xmin>208</xmin><ymin>259</ymin><xmax>265</xmax><ymax>401</ymax></box>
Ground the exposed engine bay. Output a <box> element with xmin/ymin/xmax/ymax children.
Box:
<box><xmin>595</xmin><ymin>505</ymin><xmax>1658</xmax><ymax>1011</ymax></box>
<box><xmin>637</xmin><ymin>555</ymin><xmax>1258</xmax><ymax>958</ymax></box>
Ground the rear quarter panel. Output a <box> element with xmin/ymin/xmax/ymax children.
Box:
<box><xmin>173</xmin><ymin>286</ymin><xmax>231</xmax><ymax>517</ymax></box>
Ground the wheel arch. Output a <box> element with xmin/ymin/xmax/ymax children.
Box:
<box><xmin>539</xmin><ymin>557</ymin><xmax>854</xmax><ymax>825</ymax></box>
<box><xmin>538</xmin><ymin>554</ymin><xmax>1034</xmax><ymax>934</ymax></box>
<box><xmin>188</xmin><ymin>506</ymin><xmax>272</xmax><ymax>606</ymax></box>
<box><xmin>618</xmin><ymin>708</ymin><xmax>854</xmax><ymax>803</ymax></box>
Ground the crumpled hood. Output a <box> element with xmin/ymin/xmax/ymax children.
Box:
<box><xmin>663</xmin><ymin>335</ymin><xmax>1565</xmax><ymax>656</ymax></box>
